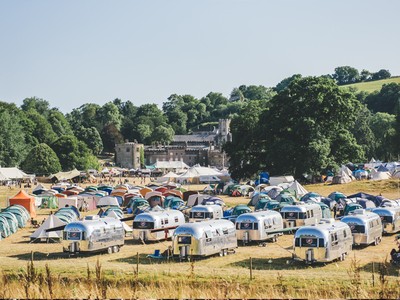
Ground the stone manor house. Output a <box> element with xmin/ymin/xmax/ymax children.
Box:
<box><xmin>115</xmin><ymin>119</ymin><xmax>231</xmax><ymax>170</ymax></box>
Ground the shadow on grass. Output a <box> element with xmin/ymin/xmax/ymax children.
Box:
<box><xmin>9</xmin><ymin>251</ymin><xmax>69</xmax><ymax>261</ymax></box>
<box><xmin>361</xmin><ymin>260</ymin><xmax>400</xmax><ymax>276</ymax></box>
<box><xmin>230</xmin><ymin>257</ymin><xmax>329</xmax><ymax>270</ymax></box>
<box><xmin>112</xmin><ymin>252</ymin><xmax>178</xmax><ymax>265</ymax></box>
<box><xmin>9</xmin><ymin>249</ymin><xmax>115</xmax><ymax>261</ymax></box>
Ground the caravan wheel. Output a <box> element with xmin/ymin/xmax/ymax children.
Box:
<box><xmin>223</xmin><ymin>249</ymin><xmax>228</xmax><ymax>256</ymax></box>
<box><xmin>113</xmin><ymin>246</ymin><xmax>119</xmax><ymax>253</ymax></box>
<box><xmin>272</xmin><ymin>235</ymin><xmax>278</xmax><ymax>243</ymax></box>
<box><xmin>339</xmin><ymin>253</ymin><xmax>345</xmax><ymax>261</ymax></box>
<box><xmin>219</xmin><ymin>250</ymin><xmax>224</xmax><ymax>257</ymax></box>
<box><xmin>107</xmin><ymin>247</ymin><xmax>113</xmax><ymax>254</ymax></box>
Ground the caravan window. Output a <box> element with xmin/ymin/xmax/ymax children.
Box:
<box><xmin>299</xmin><ymin>212</ymin><xmax>307</xmax><ymax>219</ymax></box>
<box><xmin>239</xmin><ymin>222</ymin><xmax>258</xmax><ymax>230</ymax></box>
<box><xmin>67</xmin><ymin>231</ymin><xmax>82</xmax><ymax>241</ymax></box>
<box><xmin>331</xmin><ymin>233</ymin><xmax>338</xmax><ymax>246</ymax></box>
<box><xmin>382</xmin><ymin>215</ymin><xmax>392</xmax><ymax>222</ymax></box>
<box><xmin>300</xmin><ymin>237</ymin><xmax>318</xmax><ymax>247</ymax></box>
<box><xmin>349</xmin><ymin>224</ymin><xmax>365</xmax><ymax>233</ymax></box>
<box><xmin>205</xmin><ymin>230</ymin><xmax>212</xmax><ymax>242</ymax></box>
<box><xmin>133</xmin><ymin>221</ymin><xmax>154</xmax><ymax>229</ymax></box>
<box><xmin>264</xmin><ymin>220</ymin><xmax>271</xmax><ymax>229</ymax></box>
<box><xmin>285</xmin><ymin>212</ymin><xmax>298</xmax><ymax>219</ymax></box>
<box><xmin>177</xmin><ymin>236</ymin><xmax>191</xmax><ymax>244</ymax></box>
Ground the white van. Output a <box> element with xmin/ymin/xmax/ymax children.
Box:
<box><xmin>199</xmin><ymin>176</ymin><xmax>221</xmax><ymax>183</ymax></box>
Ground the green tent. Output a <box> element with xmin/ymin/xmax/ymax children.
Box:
<box><xmin>39</xmin><ymin>196</ymin><xmax>59</xmax><ymax>209</ymax></box>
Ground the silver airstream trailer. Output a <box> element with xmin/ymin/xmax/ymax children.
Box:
<box><xmin>341</xmin><ymin>209</ymin><xmax>383</xmax><ymax>246</ymax></box>
<box><xmin>132</xmin><ymin>209</ymin><xmax>186</xmax><ymax>242</ymax></box>
<box><xmin>189</xmin><ymin>205</ymin><xmax>223</xmax><ymax>222</ymax></box>
<box><xmin>372</xmin><ymin>206</ymin><xmax>400</xmax><ymax>234</ymax></box>
<box><xmin>172</xmin><ymin>219</ymin><xmax>237</xmax><ymax>260</ymax></box>
<box><xmin>235</xmin><ymin>211</ymin><xmax>283</xmax><ymax>245</ymax></box>
<box><xmin>62</xmin><ymin>215</ymin><xmax>125</xmax><ymax>254</ymax></box>
<box><xmin>281</xmin><ymin>204</ymin><xmax>322</xmax><ymax>228</ymax></box>
<box><xmin>293</xmin><ymin>219</ymin><xmax>352</xmax><ymax>263</ymax></box>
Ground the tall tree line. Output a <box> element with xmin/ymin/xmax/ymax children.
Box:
<box><xmin>0</xmin><ymin>67</ymin><xmax>399</xmax><ymax>179</ymax></box>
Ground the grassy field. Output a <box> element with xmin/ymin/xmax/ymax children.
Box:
<box><xmin>341</xmin><ymin>77</ymin><xmax>400</xmax><ymax>93</ymax></box>
<box><xmin>1</xmin><ymin>179</ymin><xmax>400</xmax><ymax>298</ymax></box>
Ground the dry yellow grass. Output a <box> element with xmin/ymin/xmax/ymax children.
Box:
<box><xmin>1</xmin><ymin>179</ymin><xmax>400</xmax><ymax>298</ymax></box>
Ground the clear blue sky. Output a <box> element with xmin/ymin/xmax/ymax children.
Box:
<box><xmin>1</xmin><ymin>0</ymin><xmax>399</xmax><ymax>113</ymax></box>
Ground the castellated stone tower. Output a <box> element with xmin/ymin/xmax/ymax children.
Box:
<box><xmin>217</xmin><ymin>119</ymin><xmax>231</xmax><ymax>145</ymax></box>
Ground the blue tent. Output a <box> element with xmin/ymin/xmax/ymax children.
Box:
<box><xmin>255</xmin><ymin>171</ymin><xmax>269</xmax><ymax>186</ymax></box>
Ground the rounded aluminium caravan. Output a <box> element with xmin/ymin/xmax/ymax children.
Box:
<box><xmin>235</xmin><ymin>211</ymin><xmax>283</xmax><ymax>245</ymax></box>
<box><xmin>341</xmin><ymin>209</ymin><xmax>382</xmax><ymax>246</ymax></box>
<box><xmin>132</xmin><ymin>210</ymin><xmax>186</xmax><ymax>242</ymax></box>
<box><xmin>189</xmin><ymin>205</ymin><xmax>223</xmax><ymax>222</ymax></box>
<box><xmin>280</xmin><ymin>204</ymin><xmax>322</xmax><ymax>228</ymax></box>
<box><xmin>62</xmin><ymin>215</ymin><xmax>124</xmax><ymax>255</ymax></box>
<box><xmin>293</xmin><ymin>219</ymin><xmax>352</xmax><ymax>264</ymax></box>
<box><xmin>372</xmin><ymin>206</ymin><xmax>400</xmax><ymax>234</ymax></box>
<box><xmin>172</xmin><ymin>219</ymin><xmax>237</xmax><ymax>260</ymax></box>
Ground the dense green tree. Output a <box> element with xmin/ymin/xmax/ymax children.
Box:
<box><xmin>365</xmin><ymin>83</ymin><xmax>400</xmax><ymax>114</ymax></box>
<box><xmin>20</xmin><ymin>143</ymin><xmax>61</xmax><ymax>175</ymax></box>
<box><xmin>274</xmin><ymin>74</ymin><xmax>302</xmax><ymax>93</ymax></box>
<box><xmin>360</xmin><ymin>69</ymin><xmax>372</xmax><ymax>81</ymax></box>
<box><xmin>119</xmin><ymin>100</ymin><xmax>139</xmax><ymax>141</ymax></box>
<box><xmin>51</xmin><ymin>135</ymin><xmax>98</xmax><ymax>171</ymax></box>
<box><xmin>333</xmin><ymin>66</ymin><xmax>360</xmax><ymax>85</ymax></box>
<box><xmin>135</xmin><ymin>123</ymin><xmax>152</xmax><ymax>144</ymax></box>
<box><xmin>75</xmin><ymin>126</ymin><xmax>103</xmax><ymax>155</ymax></box>
<box><xmin>98</xmin><ymin>102</ymin><xmax>122</xmax><ymax>129</ymax></box>
<box><xmin>394</xmin><ymin>102</ymin><xmax>400</xmax><ymax>157</ymax></box>
<box><xmin>0</xmin><ymin>109</ymin><xmax>27</xmax><ymax>167</ymax></box>
<box><xmin>330</xmin><ymin>129</ymin><xmax>365</xmax><ymax>165</ymax></box>
<box><xmin>371</xmin><ymin>69</ymin><xmax>391</xmax><ymax>81</ymax></box>
<box><xmin>48</xmin><ymin>109</ymin><xmax>73</xmax><ymax>137</ymax></box>
<box><xmin>66</xmin><ymin>103</ymin><xmax>101</xmax><ymax>132</ymax></box>
<box><xmin>134</xmin><ymin>104</ymin><xmax>173</xmax><ymax>144</ymax></box>
<box><xmin>349</xmin><ymin>106</ymin><xmax>376</xmax><ymax>159</ymax></box>
<box><xmin>229</xmin><ymin>88</ymin><xmax>245</xmax><ymax>102</ymax></box>
<box><xmin>25</xmin><ymin>110</ymin><xmax>58</xmax><ymax>145</ymax></box>
<box><xmin>164</xmin><ymin>108</ymin><xmax>188</xmax><ymax>134</ymax></box>
<box><xmin>369</xmin><ymin>112</ymin><xmax>396</xmax><ymax>161</ymax></box>
<box><xmin>151</xmin><ymin>125</ymin><xmax>175</xmax><ymax>144</ymax></box>
<box><xmin>238</xmin><ymin>85</ymin><xmax>276</xmax><ymax>101</ymax></box>
<box><xmin>21</xmin><ymin>97</ymin><xmax>50</xmax><ymax>116</ymax></box>
<box><xmin>224</xmin><ymin>100</ymin><xmax>268</xmax><ymax>180</ymax></box>
<box><xmin>262</xmin><ymin>76</ymin><xmax>363</xmax><ymax>178</ymax></box>
<box><xmin>226</xmin><ymin>77</ymin><xmax>364</xmax><ymax>178</ymax></box>
<box><xmin>101</xmin><ymin>123</ymin><xmax>124</xmax><ymax>153</ymax></box>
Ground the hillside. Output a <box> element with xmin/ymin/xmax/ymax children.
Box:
<box><xmin>341</xmin><ymin>77</ymin><xmax>400</xmax><ymax>93</ymax></box>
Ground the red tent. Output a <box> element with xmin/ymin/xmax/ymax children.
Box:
<box><xmin>9</xmin><ymin>190</ymin><xmax>36</xmax><ymax>217</ymax></box>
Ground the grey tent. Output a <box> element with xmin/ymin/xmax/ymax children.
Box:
<box><xmin>30</xmin><ymin>214</ymin><xmax>66</xmax><ymax>243</ymax></box>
